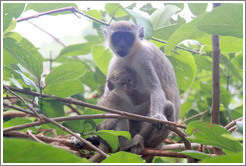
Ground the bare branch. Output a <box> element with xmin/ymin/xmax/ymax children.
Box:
<box><xmin>26</xmin><ymin>129</ymin><xmax>45</xmax><ymax>144</ymax></box>
<box><xmin>17</xmin><ymin>6</ymin><xmax>109</xmax><ymax>26</ymax></box>
<box><xmin>3</xmin><ymin>85</ymin><xmax>42</xmax><ymax>119</ymax></box>
<box><xmin>181</xmin><ymin>110</ymin><xmax>208</xmax><ymax>124</ymax></box>
<box><xmin>141</xmin><ymin>148</ymin><xmax>188</xmax><ymax>158</ymax></box>
<box><xmin>3</xmin><ymin>85</ymin><xmax>187</xmax><ymax>129</ymax></box>
<box><xmin>224</xmin><ymin>117</ymin><xmax>243</xmax><ymax>130</ymax></box>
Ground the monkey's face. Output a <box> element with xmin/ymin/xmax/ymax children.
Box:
<box><xmin>111</xmin><ymin>31</ymin><xmax>135</xmax><ymax>57</ymax></box>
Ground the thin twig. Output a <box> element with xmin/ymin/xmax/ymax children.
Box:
<box><xmin>3</xmin><ymin>85</ymin><xmax>187</xmax><ymax>129</ymax></box>
<box><xmin>39</xmin><ymin>115</ymin><xmax>109</xmax><ymax>158</ymax></box>
<box><xmin>181</xmin><ymin>110</ymin><xmax>208</xmax><ymax>124</ymax></box>
<box><xmin>224</xmin><ymin>117</ymin><xmax>243</xmax><ymax>130</ymax></box>
<box><xmin>3</xmin><ymin>89</ymin><xmax>109</xmax><ymax>158</ymax></box>
<box><xmin>27</xmin><ymin>20</ymin><xmax>66</xmax><ymax>47</ymax></box>
<box><xmin>151</xmin><ymin>37</ymin><xmax>203</xmax><ymax>55</ymax></box>
<box><xmin>161</xmin><ymin>143</ymin><xmax>213</xmax><ymax>151</ymax></box>
<box><xmin>26</xmin><ymin>129</ymin><xmax>45</xmax><ymax>144</ymax></box>
<box><xmin>3</xmin><ymin>111</ymin><xmax>27</xmax><ymax>118</ymax></box>
<box><xmin>228</xmin><ymin>126</ymin><xmax>238</xmax><ymax>133</ymax></box>
<box><xmin>17</xmin><ymin>6</ymin><xmax>109</xmax><ymax>26</ymax></box>
<box><xmin>3</xmin><ymin>85</ymin><xmax>42</xmax><ymax>119</ymax></box>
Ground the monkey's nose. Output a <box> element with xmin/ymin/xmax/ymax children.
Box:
<box><xmin>117</xmin><ymin>51</ymin><xmax>128</xmax><ymax>57</ymax></box>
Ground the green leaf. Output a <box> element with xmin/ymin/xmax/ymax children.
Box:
<box><xmin>198</xmin><ymin>35</ymin><xmax>243</xmax><ymax>53</ymax></box>
<box><xmin>3</xmin><ymin>3</ymin><xmax>25</xmax><ymax>31</ymax></box>
<box><xmin>9</xmin><ymin>64</ymin><xmax>39</xmax><ymax>91</ymax></box>
<box><xmin>188</xmin><ymin>3</ymin><xmax>208</xmax><ymax>16</ymax></box>
<box><xmin>3</xmin><ymin>138</ymin><xmax>90</xmax><ymax>163</ymax></box>
<box><xmin>220</xmin><ymin>86</ymin><xmax>232</xmax><ymax>108</ymax></box>
<box><xmin>4</xmin><ymin>38</ymin><xmax>43</xmax><ymax>81</ymax></box>
<box><xmin>55</xmin><ymin>43</ymin><xmax>94</xmax><ymax>62</ymax></box>
<box><xmin>164</xmin><ymin>3</ymin><xmax>184</xmax><ymax>10</ymax></box>
<box><xmin>91</xmin><ymin>44</ymin><xmax>113</xmax><ymax>75</ymax></box>
<box><xmin>25</xmin><ymin>3</ymin><xmax>78</xmax><ymax>15</ymax></box>
<box><xmin>105</xmin><ymin>3</ymin><xmax>127</xmax><ymax>17</ymax></box>
<box><xmin>181</xmin><ymin>150</ymin><xmax>212</xmax><ymax>160</ymax></box>
<box><xmin>45</xmin><ymin>62</ymin><xmax>87</xmax><ymax>85</ymax></box>
<box><xmin>125</xmin><ymin>9</ymin><xmax>153</xmax><ymax>40</ymax></box>
<box><xmin>201</xmin><ymin>151</ymin><xmax>243</xmax><ymax>163</ymax></box>
<box><xmin>86</xmin><ymin>10</ymin><xmax>102</xmax><ymax>20</ymax></box>
<box><xmin>165</xmin><ymin>17</ymin><xmax>205</xmax><ymax>54</ymax></box>
<box><xmin>4</xmin><ymin>32</ymin><xmax>22</xmax><ymax>42</ymax></box>
<box><xmin>167</xmin><ymin>50</ymin><xmax>196</xmax><ymax>93</ymax></box>
<box><xmin>40</xmin><ymin>99</ymin><xmax>64</xmax><ymax>118</ymax></box>
<box><xmin>186</xmin><ymin>121</ymin><xmax>243</xmax><ymax>152</ymax></box>
<box><xmin>151</xmin><ymin>5</ymin><xmax>181</xmax><ymax>29</ymax></box>
<box><xmin>102</xmin><ymin>151</ymin><xmax>145</xmax><ymax>163</ymax></box>
<box><xmin>95</xmin><ymin>130</ymin><xmax>131</xmax><ymax>152</ymax></box>
<box><xmin>45</xmin><ymin>79</ymin><xmax>84</xmax><ymax>98</ymax></box>
<box><xmin>95</xmin><ymin>130</ymin><xmax>119</xmax><ymax>152</ymax></box>
<box><xmin>180</xmin><ymin>102</ymin><xmax>193</xmax><ymax>118</ymax></box>
<box><xmin>196</xmin><ymin>4</ymin><xmax>243</xmax><ymax>38</ymax></box>
<box><xmin>63</xmin><ymin>119</ymin><xmax>96</xmax><ymax>133</ymax></box>
<box><xmin>3</xmin><ymin>118</ymin><xmax>37</xmax><ymax>133</ymax></box>
<box><xmin>220</xmin><ymin>54</ymin><xmax>243</xmax><ymax>82</ymax></box>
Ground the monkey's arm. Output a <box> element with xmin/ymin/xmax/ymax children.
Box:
<box><xmin>139</xmin><ymin>57</ymin><xmax>167</xmax><ymax>121</ymax></box>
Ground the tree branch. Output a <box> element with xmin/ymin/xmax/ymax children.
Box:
<box><xmin>3</xmin><ymin>87</ymin><xmax>109</xmax><ymax>159</ymax></box>
<box><xmin>17</xmin><ymin>6</ymin><xmax>109</xmax><ymax>26</ymax></box>
<box><xmin>3</xmin><ymin>85</ymin><xmax>187</xmax><ymax>129</ymax></box>
<box><xmin>224</xmin><ymin>117</ymin><xmax>243</xmax><ymax>130</ymax></box>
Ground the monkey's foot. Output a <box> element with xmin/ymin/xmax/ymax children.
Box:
<box><xmin>152</xmin><ymin>113</ymin><xmax>167</xmax><ymax>130</ymax></box>
<box><xmin>130</xmin><ymin>134</ymin><xmax>144</xmax><ymax>154</ymax></box>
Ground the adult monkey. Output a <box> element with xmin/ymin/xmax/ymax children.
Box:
<box><xmin>104</xmin><ymin>20</ymin><xmax>180</xmax><ymax>125</ymax></box>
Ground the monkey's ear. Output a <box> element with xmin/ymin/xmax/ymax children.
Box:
<box><xmin>138</xmin><ymin>26</ymin><xmax>144</xmax><ymax>40</ymax></box>
<box><xmin>107</xmin><ymin>81</ymin><xmax>115</xmax><ymax>91</ymax></box>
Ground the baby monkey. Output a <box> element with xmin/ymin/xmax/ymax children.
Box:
<box><xmin>89</xmin><ymin>68</ymin><xmax>175</xmax><ymax>162</ymax></box>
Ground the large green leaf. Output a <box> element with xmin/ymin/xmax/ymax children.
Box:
<box><xmin>167</xmin><ymin>50</ymin><xmax>197</xmax><ymax>93</ymax></box>
<box><xmin>4</xmin><ymin>38</ymin><xmax>43</xmax><ymax>81</ymax></box>
<box><xmin>91</xmin><ymin>44</ymin><xmax>113</xmax><ymax>75</ymax></box>
<box><xmin>125</xmin><ymin>9</ymin><xmax>153</xmax><ymax>40</ymax></box>
<box><xmin>188</xmin><ymin>3</ymin><xmax>208</xmax><ymax>16</ymax></box>
<box><xmin>105</xmin><ymin>3</ymin><xmax>127</xmax><ymax>17</ymax></box>
<box><xmin>45</xmin><ymin>79</ymin><xmax>84</xmax><ymax>98</ymax></box>
<box><xmin>3</xmin><ymin>118</ymin><xmax>37</xmax><ymax>133</ymax></box>
<box><xmin>196</xmin><ymin>4</ymin><xmax>243</xmax><ymax>38</ymax></box>
<box><xmin>186</xmin><ymin>121</ymin><xmax>243</xmax><ymax>152</ymax></box>
<box><xmin>198</xmin><ymin>35</ymin><xmax>243</xmax><ymax>53</ymax></box>
<box><xmin>45</xmin><ymin>62</ymin><xmax>86</xmax><ymax>85</ymax></box>
<box><xmin>3</xmin><ymin>3</ymin><xmax>25</xmax><ymax>31</ymax></box>
<box><xmin>165</xmin><ymin>17</ymin><xmax>205</xmax><ymax>54</ymax></box>
<box><xmin>40</xmin><ymin>99</ymin><xmax>64</xmax><ymax>118</ymax></box>
<box><xmin>25</xmin><ymin>3</ymin><xmax>78</xmax><ymax>15</ymax></box>
<box><xmin>3</xmin><ymin>138</ymin><xmax>90</xmax><ymax>163</ymax></box>
<box><xmin>201</xmin><ymin>151</ymin><xmax>243</xmax><ymax>163</ymax></box>
<box><xmin>55</xmin><ymin>43</ymin><xmax>94</xmax><ymax>62</ymax></box>
<box><xmin>150</xmin><ymin>5</ymin><xmax>181</xmax><ymax>29</ymax></box>
<box><xmin>102</xmin><ymin>151</ymin><xmax>145</xmax><ymax>163</ymax></box>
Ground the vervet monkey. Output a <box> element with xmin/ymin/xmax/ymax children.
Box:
<box><xmin>89</xmin><ymin>67</ymin><xmax>149</xmax><ymax>162</ymax></box>
<box><xmin>90</xmin><ymin>67</ymin><xmax>175</xmax><ymax>162</ymax></box>
<box><xmin>104</xmin><ymin>20</ymin><xmax>180</xmax><ymax>123</ymax></box>
<box><xmin>103</xmin><ymin>21</ymin><xmax>180</xmax><ymax>157</ymax></box>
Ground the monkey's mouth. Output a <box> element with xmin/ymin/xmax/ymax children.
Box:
<box><xmin>117</xmin><ymin>51</ymin><xmax>128</xmax><ymax>57</ymax></box>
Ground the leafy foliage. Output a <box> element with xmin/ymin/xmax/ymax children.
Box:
<box><xmin>2</xmin><ymin>2</ymin><xmax>243</xmax><ymax>164</ymax></box>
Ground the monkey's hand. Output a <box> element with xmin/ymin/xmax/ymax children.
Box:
<box><xmin>152</xmin><ymin>113</ymin><xmax>168</xmax><ymax>130</ymax></box>
<box><xmin>130</xmin><ymin>134</ymin><xmax>144</xmax><ymax>154</ymax></box>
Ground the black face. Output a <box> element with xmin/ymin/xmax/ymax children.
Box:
<box><xmin>111</xmin><ymin>31</ymin><xmax>135</xmax><ymax>57</ymax></box>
